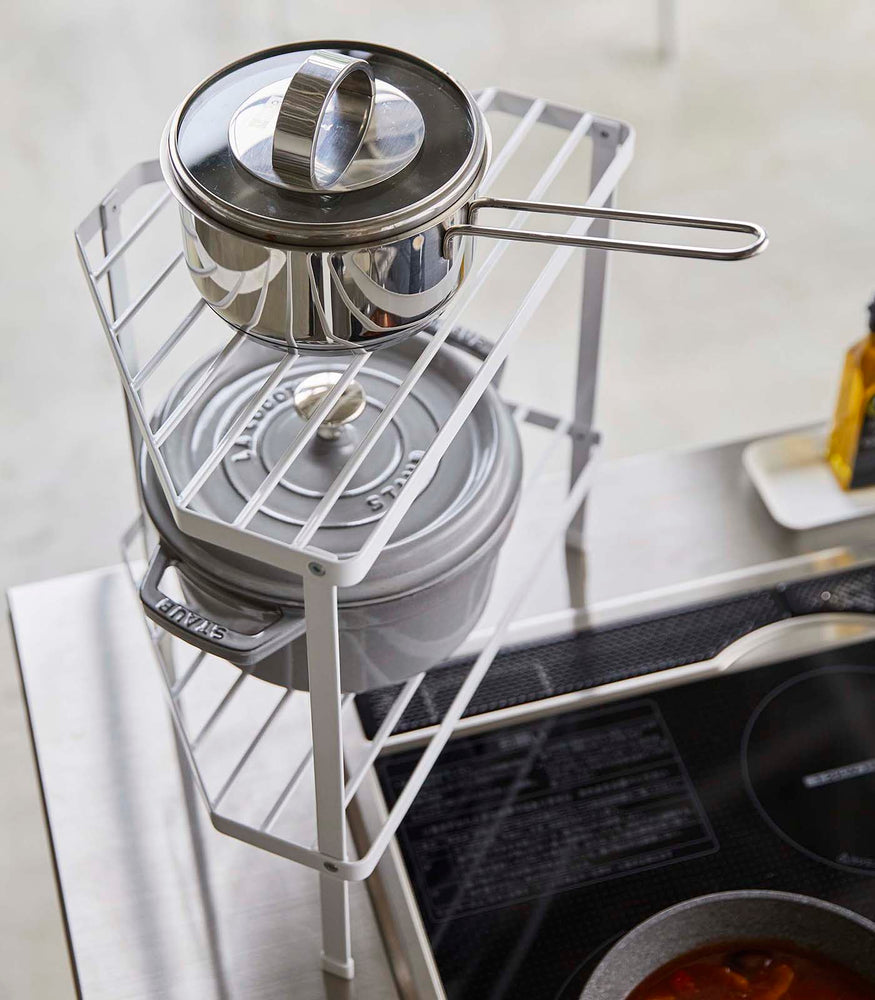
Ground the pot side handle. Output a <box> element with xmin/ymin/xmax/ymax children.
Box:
<box><xmin>443</xmin><ymin>198</ymin><xmax>768</xmax><ymax>261</ymax></box>
<box><xmin>140</xmin><ymin>544</ymin><xmax>306</xmax><ymax>668</ymax></box>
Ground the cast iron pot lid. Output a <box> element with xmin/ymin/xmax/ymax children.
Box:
<box><xmin>163</xmin><ymin>41</ymin><xmax>488</xmax><ymax>248</ymax></box>
<box><xmin>142</xmin><ymin>335</ymin><xmax>521</xmax><ymax>605</ymax></box>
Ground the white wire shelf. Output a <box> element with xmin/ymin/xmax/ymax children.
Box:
<box><xmin>82</xmin><ymin>85</ymin><xmax>629</xmax><ymax>979</ymax></box>
<box><xmin>76</xmin><ymin>90</ymin><xmax>633</xmax><ymax>590</ymax></box>
<box><xmin>121</xmin><ymin>414</ymin><xmax>600</xmax><ymax>883</ymax></box>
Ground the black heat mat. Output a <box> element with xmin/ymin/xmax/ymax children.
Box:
<box><xmin>356</xmin><ymin>564</ymin><xmax>875</xmax><ymax>741</ymax></box>
<box><xmin>374</xmin><ymin>638</ymin><xmax>875</xmax><ymax>1000</ymax></box>
<box><xmin>357</xmin><ymin>587</ymin><xmax>789</xmax><ymax>739</ymax></box>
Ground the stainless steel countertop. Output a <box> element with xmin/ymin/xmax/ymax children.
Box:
<box><xmin>10</xmin><ymin>431</ymin><xmax>875</xmax><ymax>1000</ymax></box>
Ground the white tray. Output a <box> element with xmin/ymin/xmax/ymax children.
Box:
<box><xmin>743</xmin><ymin>426</ymin><xmax>875</xmax><ymax>530</ymax></box>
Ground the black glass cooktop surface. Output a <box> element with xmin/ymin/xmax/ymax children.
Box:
<box><xmin>373</xmin><ymin>638</ymin><xmax>875</xmax><ymax>1000</ymax></box>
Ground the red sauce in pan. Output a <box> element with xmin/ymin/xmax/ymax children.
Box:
<box><xmin>625</xmin><ymin>940</ymin><xmax>875</xmax><ymax>1000</ymax></box>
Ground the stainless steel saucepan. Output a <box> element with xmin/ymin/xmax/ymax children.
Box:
<box><xmin>160</xmin><ymin>41</ymin><xmax>768</xmax><ymax>354</ymax></box>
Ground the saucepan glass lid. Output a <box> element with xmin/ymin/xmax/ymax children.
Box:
<box><xmin>166</xmin><ymin>42</ymin><xmax>487</xmax><ymax>245</ymax></box>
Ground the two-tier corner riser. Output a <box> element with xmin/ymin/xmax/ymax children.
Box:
<box><xmin>79</xmin><ymin>89</ymin><xmax>631</xmax><ymax>978</ymax></box>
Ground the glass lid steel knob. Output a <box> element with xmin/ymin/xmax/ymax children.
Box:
<box><xmin>293</xmin><ymin>371</ymin><xmax>367</xmax><ymax>440</ymax></box>
<box><xmin>271</xmin><ymin>50</ymin><xmax>375</xmax><ymax>191</ymax></box>
<box><xmin>228</xmin><ymin>48</ymin><xmax>427</xmax><ymax>195</ymax></box>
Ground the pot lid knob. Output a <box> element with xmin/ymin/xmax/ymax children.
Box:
<box><xmin>228</xmin><ymin>51</ymin><xmax>426</xmax><ymax>194</ymax></box>
<box><xmin>272</xmin><ymin>50</ymin><xmax>375</xmax><ymax>191</ymax></box>
<box><xmin>293</xmin><ymin>371</ymin><xmax>367</xmax><ymax>440</ymax></box>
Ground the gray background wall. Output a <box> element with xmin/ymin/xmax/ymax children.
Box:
<box><xmin>3</xmin><ymin>2</ymin><xmax>875</xmax><ymax>995</ymax></box>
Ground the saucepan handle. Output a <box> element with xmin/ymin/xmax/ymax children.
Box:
<box><xmin>443</xmin><ymin>197</ymin><xmax>768</xmax><ymax>261</ymax></box>
<box><xmin>140</xmin><ymin>544</ymin><xmax>306</xmax><ymax>667</ymax></box>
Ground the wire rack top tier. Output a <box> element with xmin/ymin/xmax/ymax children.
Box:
<box><xmin>76</xmin><ymin>90</ymin><xmax>633</xmax><ymax>588</ymax></box>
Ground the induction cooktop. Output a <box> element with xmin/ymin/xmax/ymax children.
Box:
<box><xmin>356</xmin><ymin>567</ymin><xmax>875</xmax><ymax>1000</ymax></box>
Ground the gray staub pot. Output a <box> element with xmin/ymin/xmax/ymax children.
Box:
<box><xmin>139</xmin><ymin>334</ymin><xmax>521</xmax><ymax>692</ymax></box>
<box><xmin>581</xmin><ymin>891</ymin><xmax>875</xmax><ymax>999</ymax></box>
<box><xmin>160</xmin><ymin>42</ymin><xmax>767</xmax><ymax>353</ymax></box>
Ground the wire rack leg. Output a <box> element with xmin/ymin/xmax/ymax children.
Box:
<box><xmin>174</xmin><ymin>726</ymin><xmax>233</xmax><ymax>999</ymax></box>
<box><xmin>99</xmin><ymin>181</ymin><xmax>157</xmax><ymax>558</ymax></box>
<box><xmin>303</xmin><ymin>573</ymin><xmax>354</xmax><ymax>980</ymax></box>
<box><xmin>567</xmin><ymin>123</ymin><xmax>620</xmax><ymax>555</ymax></box>
<box><xmin>155</xmin><ymin>626</ymin><xmax>232</xmax><ymax>997</ymax></box>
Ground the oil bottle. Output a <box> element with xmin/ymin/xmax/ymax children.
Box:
<box><xmin>827</xmin><ymin>296</ymin><xmax>875</xmax><ymax>489</ymax></box>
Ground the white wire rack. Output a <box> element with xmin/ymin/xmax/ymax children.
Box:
<box><xmin>76</xmin><ymin>90</ymin><xmax>632</xmax><ymax>588</ymax></box>
<box><xmin>78</xmin><ymin>88</ymin><xmax>630</xmax><ymax>980</ymax></box>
